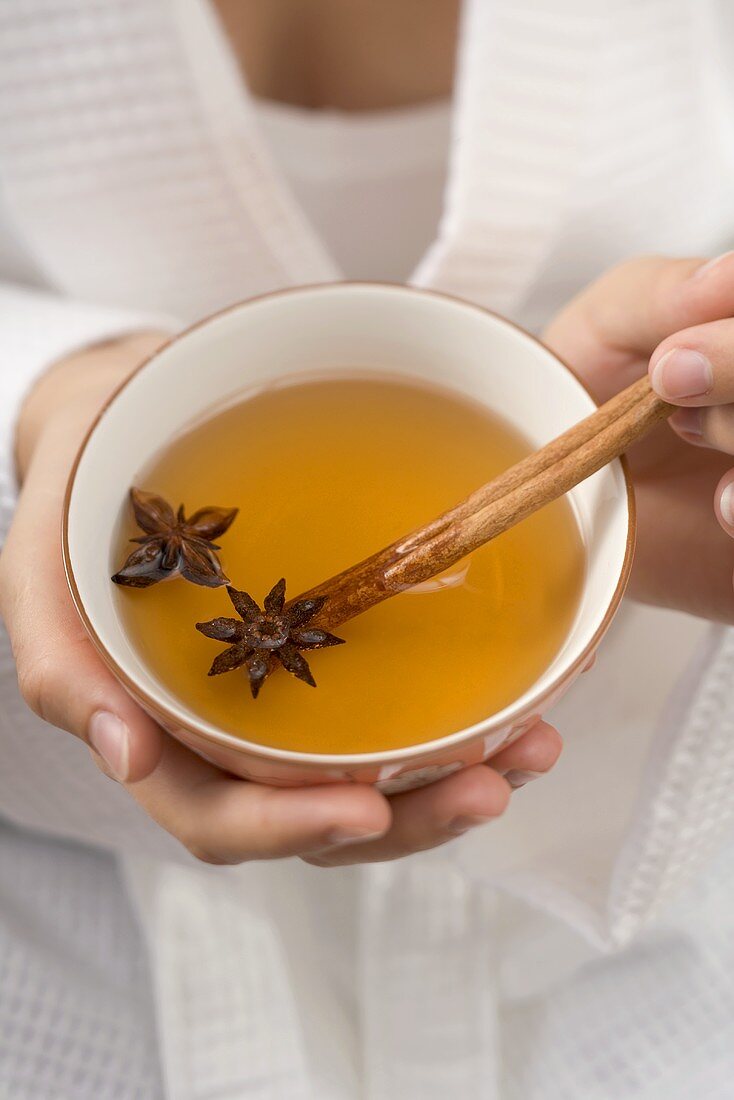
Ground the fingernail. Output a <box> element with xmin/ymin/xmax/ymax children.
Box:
<box><xmin>669</xmin><ymin>407</ymin><xmax>703</xmax><ymax>438</ymax></box>
<box><xmin>719</xmin><ymin>482</ymin><xmax>734</xmax><ymax>527</ymax></box>
<box><xmin>323</xmin><ymin>826</ymin><xmax>385</xmax><ymax>846</ymax></box>
<box><xmin>88</xmin><ymin>711</ymin><xmax>130</xmax><ymax>781</ymax></box>
<box><xmin>692</xmin><ymin>251</ymin><xmax>734</xmax><ymax>280</ymax></box>
<box><xmin>504</xmin><ymin>769</ymin><xmax>543</xmax><ymax>790</ymax></box>
<box><xmin>448</xmin><ymin>814</ymin><xmax>493</xmax><ymax>835</ymax></box>
<box><xmin>651</xmin><ymin>348</ymin><xmax>713</xmax><ymax>399</ymax></box>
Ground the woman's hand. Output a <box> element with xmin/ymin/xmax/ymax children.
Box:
<box><xmin>0</xmin><ymin>334</ymin><xmax>562</xmax><ymax>866</ymax></box>
<box><xmin>544</xmin><ymin>252</ymin><xmax>734</xmax><ymax>623</ymax></box>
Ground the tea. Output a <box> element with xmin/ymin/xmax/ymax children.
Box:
<box><xmin>114</xmin><ymin>374</ymin><xmax>584</xmax><ymax>754</ymax></box>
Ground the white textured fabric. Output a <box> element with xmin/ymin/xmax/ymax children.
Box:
<box><xmin>255</xmin><ymin>97</ymin><xmax>451</xmax><ymax>282</ymax></box>
<box><xmin>0</xmin><ymin>0</ymin><xmax>336</xmax><ymax>318</ymax></box>
<box><xmin>0</xmin><ymin>822</ymin><xmax>163</xmax><ymax>1100</ymax></box>
<box><xmin>124</xmin><ymin>814</ymin><xmax>734</xmax><ymax>1100</ymax></box>
<box><xmin>0</xmin><ymin>0</ymin><xmax>734</xmax><ymax>1097</ymax></box>
<box><xmin>416</xmin><ymin>0</ymin><xmax>734</xmax><ymax>329</ymax></box>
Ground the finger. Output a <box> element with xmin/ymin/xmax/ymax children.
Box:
<box><xmin>308</xmin><ymin>723</ymin><xmax>563</xmax><ymax>868</ymax></box>
<box><xmin>486</xmin><ymin>719</ymin><xmax>563</xmax><ymax>788</ymax></box>
<box><xmin>669</xmin><ymin>404</ymin><xmax>734</xmax><ymax>455</ymax></box>
<box><xmin>649</xmin><ymin>317</ymin><xmax>734</xmax><ymax>408</ymax></box>
<box><xmin>304</xmin><ymin>763</ymin><xmax>510</xmax><ymax>867</ymax></box>
<box><xmin>0</xmin><ymin>437</ymin><xmax>164</xmax><ymax>782</ymax></box>
<box><xmin>127</xmin><ymin>734</ymin><xmax>391</xmax><ymax>863</ymax></box>
<box><xmin>714</xmin><ymin>468</ymin><xmax>734</xmax><ymax>539</ymax></box>
<box><xmin>1</xmin><ymin>584</ymin><xmax>163</xmax><ymax>783</ymax></box>
<box><xmin>544</xmin><ymin>252</ymin><xmax>734</xmax><ymax>402</ymax></box>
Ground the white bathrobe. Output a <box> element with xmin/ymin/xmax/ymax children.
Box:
<box><xmin>2</xmin><ymin>1</ymin><xmax>734</xmax><ymax>1097</ymax></box>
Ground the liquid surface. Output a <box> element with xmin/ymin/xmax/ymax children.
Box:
<box><xmin>115</xmin><ymin>375</ymin><xmax>584</xmax><ymax>754</ymax></box>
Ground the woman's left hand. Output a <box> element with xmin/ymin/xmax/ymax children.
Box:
<box><xmin>303</xmin><ymin>719</ymin><xmax>561</xmax><ymax>867</ymax></box>
<box><xmin>544</xmin><ymin>252</ymin><xmax>734</xmax><ymax>623</ymax></box>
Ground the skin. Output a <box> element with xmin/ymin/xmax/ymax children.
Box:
<box><xmin>544</xmin><ymin>253</ymin><xmax>734</xmax><ymax>623</ymax></box>
<box><xmin>212</xmin><ymin>0</ymin><xmax>460</xmax><ymax>111</ymax></box>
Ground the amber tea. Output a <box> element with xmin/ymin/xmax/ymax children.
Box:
<box><xmin>114</xmin><ymin>374</ymin><xmax>585</xmax><ymax>754</ymax></box>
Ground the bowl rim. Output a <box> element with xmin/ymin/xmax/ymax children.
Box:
<box><xmin>62</xmin><ymin>281</ymin><xmax>636</xmax><ymax>767</ymax></box>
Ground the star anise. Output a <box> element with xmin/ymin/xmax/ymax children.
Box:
<box><xmin>111</xmin><ymin>488</ymin><xmax>238</xmax><ymax>589</ymax></box>
<box><xmin>196</xmin><ymin>578</ymin><xmax>344</xmax><ymax>697</ymax></box>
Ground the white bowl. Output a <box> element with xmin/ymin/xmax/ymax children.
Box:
<box><xmin>63</xmin><ymin>284</ymin><xmax>634</xmax><ymax>792</ymax></box>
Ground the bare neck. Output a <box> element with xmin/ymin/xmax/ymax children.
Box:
<box><xmin>211</xmin><ymin>0</ymin><xmax>459</xmax><ymax>111</ymax></box>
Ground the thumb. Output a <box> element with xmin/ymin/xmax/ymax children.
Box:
<box><xmin>543</xmin><ymin>253</ymin><xmax>734</xmax><ymax>402</ymax></box>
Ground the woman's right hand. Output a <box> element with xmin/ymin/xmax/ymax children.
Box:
<box><xmin>543</xmin><ymin>254</ymin><xmax>734</xmax><ymax>623</ymax></box>
<box><xmin>0</xmin><ymin>335</ymin><xmax>562</xmax><ymax>864</ymax></box>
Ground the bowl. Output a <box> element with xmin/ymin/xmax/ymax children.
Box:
<box><xmin>63</xmin><ymin>283</ymin><xmax>634</xmax><ymax>793</ymax></box>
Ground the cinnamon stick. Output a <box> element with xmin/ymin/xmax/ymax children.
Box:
<box><xmin>298</xmin><ymin>375</ymin><xmax>672</xmax><ymax>630</ymax></box>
